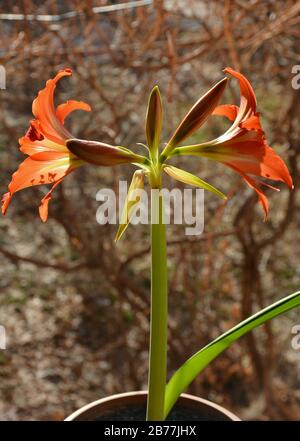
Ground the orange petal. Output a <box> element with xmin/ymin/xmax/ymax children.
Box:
<box><xmin>224</xmin><ymin>67</ymin><xmax>257</xmax><ymax>112</ymax></box>
<box><xmin>56</xmin><ymin>100</ymin><xmax>91</xmax><ymax>124</ymax></box>
<box><xmin>2</xmin><ymin>151</ymin><xmax>81</xmax><ymax>214</ymax></box>
<box><xmin>212</xmin><ymin>104</ymin><xmax>239</xmax><ymax>121</ymax></box>
<box><xmin>228</xmin><ymin>164</ymin><xmax>269</xmax><ymax>220</ymax></box>
<box><xmin>218</xmin><ymin>132</ymin><xmax>293</xmax><ymax>188</ymax></box>
<box><xmin>19</xmin><ymin>132</ymin><xmax>67</xmax><ymax>156</ymax></box>
<box><xmin>39</xmin><ymin>178</ymin><xmax>64</xmax><ymax>222</ymax></box>
<box><xmin>241</xmin><ymin>174</ymin><xmax>269</xmax><ymax>221</ymax></box>
<box><xmin>240</xmin><ymin>114</ymin><xmax>262</xmax><ymax>131</ymax></box>
<box><xmin>32</xmin><ymin>68</ymin><xmax>73</xmax><ymax>143</ymax></box>
<box><xmin>2</xmin><ymin>192</ymin><xmax>11</xmax><ymax>215</ymax></box>
<box><xmin>181</xmin><ymin>128</ymin><xmax>293</xmax><ymax>190</ymax></box>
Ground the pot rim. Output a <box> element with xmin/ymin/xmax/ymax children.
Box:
<box><xmin>65</xmin><ymin>390</ymin><xmax>240</xmax><ymax>421</ymax></box>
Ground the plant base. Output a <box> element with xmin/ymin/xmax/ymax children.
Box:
<box><xmin>65</xmin><ymin>391</ymin><xmax>240</xmax><ymax>421</ymax></box>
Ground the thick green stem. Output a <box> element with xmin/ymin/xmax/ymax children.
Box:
<box><xmin>146</xmin><ymin>191</ymin><xmax>168</xmax><ymax>421</ymax></box>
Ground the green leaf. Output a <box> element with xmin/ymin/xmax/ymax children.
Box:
<box><xmin>164</xmin><ymin>165</ymin><xmax>227</xmax><ymax>199</ymax></box>
<box><xmin>145</xmin><ymin>86</ymin><xmax>163</xmax><ymax>158</ymax></box>
<box><xmin>161</xmin><ymin>77</ymin><xmax>228</xmax><ymax>158</ymax></box>
<box><xmin>115</xmin><ymin>170</ymin><xmax>145</xmax><ymax>241</ymax></box>
<box><xmin>164</xmin><ymin>290</ymin><xmax>300</xmax><ymax>419</ymax></box>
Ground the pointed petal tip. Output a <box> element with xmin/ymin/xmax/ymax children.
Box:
<box><xmin>40</xmin><ymin>214</ymin><xmax>48</xmax><ymax>223</ymax></box>
<box><xmin>149</xmin><ymin>85</ymin><xmax>161</xmax><ymax>98</ymax></box>
<box><xmin>39</xmin><ymin>200</ymin><xmax>49</xmax><ymax>222</ymax></box>
<box><xmin>220</xmin><ymin>76</ymin><xmax>229</xmax><ymax>83</ymax></box>
<box><xmin>288</xmin><ymin>176</ymin><xmax>294</xmax><ymax>190</ymax></box>
<box><xmin>60</xmin><ymin>68</ymin><xmax>72</xmax><ymax>77</ymax></box>
<box><xmin>282</xmin><ymin>170</ymin><xmax>293</xmax><ymax>190</ymax></box>
<box><xmin>1</xmin><ymin>192</ymin><xmax>11</xmax><ymax>215</ymax></box>
<box><xmin>115</xmin><ymin>224</ymin><xmax>127</xmax><ymax>242</ymax></box>
<box><xmin>223</xmin><ymin>67</ymin><xmax>234</xmax><ymax>74</ymax></box>
<box><xmin>214</xmin><ymin>76</ymin><xmax>230</xmax><ymax>90</ymax></box>
<box><xmin>114</xmin><ymin>231</ymin><xmax>122</xmax><ymax>242</ymax></box>
<box><xmin>222</xmin><ymin>69</ymin><xmax>233</xmax><ymax>81</ymax></box>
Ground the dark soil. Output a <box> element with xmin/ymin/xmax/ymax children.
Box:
<box><xmin>92</xmin><ymin>403</ymin><xmax>231</xmax><ymax>421</ymax></box>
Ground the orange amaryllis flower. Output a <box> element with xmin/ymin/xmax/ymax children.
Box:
<box><xmin>2</xmin><ymin>69</ymin><xmax>146</xmax><ymax>222</ymax></box>
<box><xmin>171</xmin><ymin>67</ymin><xmax>293</xmax><ymax>219</ymax></box>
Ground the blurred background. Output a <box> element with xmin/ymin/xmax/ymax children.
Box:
<box><xmin>0</xmin><ymin>0</ymin><xmax>299</xmax><ymax>421</ymax></box>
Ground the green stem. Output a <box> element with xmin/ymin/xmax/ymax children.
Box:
<box><xmin>146</xmin><ymin>191</ymin><xmax>168</xmax><ymax>421</ymax></box>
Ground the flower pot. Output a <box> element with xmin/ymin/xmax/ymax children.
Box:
<box><xmin>65</xmin><ymin>391</ymin><xmax>240</xmax><ymax>421</ymax></box>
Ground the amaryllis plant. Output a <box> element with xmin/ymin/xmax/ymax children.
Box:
<box><xmin>3</xmin><ymin>67</ymin><xmax>300</xmax><ymax>421</ymax></box>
